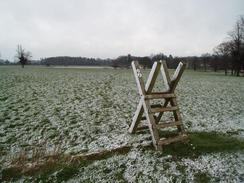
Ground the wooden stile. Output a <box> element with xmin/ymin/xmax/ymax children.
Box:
<box><xmin>129</xmin><ymin>60</ymin><xmax>187</xmax><ymax>150</ymax></box>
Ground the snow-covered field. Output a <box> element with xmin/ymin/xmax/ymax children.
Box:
<box><xmin>0</xmin><ymin>66</ymin><xmax>243</xmax><ymax>182</ymax></box>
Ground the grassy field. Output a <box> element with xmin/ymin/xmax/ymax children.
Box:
<box><xmin>0</xmin><ymin>66</ymin><xmax>244</xmax><ymax>182</ymax></box>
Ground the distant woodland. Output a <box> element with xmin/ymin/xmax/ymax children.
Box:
<box><xmin>1</xmin><ymin>16</ymin><xmax>243</xmax><ymax>76</ymax></box>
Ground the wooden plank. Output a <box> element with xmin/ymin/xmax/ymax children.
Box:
<box><xmin>170</xmin><ymin>98</ymin><xmax>185</xmax><ymax>132</ymax></box>
<box><xmin>154</xmin><ymin>99</ymin><xmax>170</xmax><ymax>123</ymax></box>
<box><xmin>129</xmin><ymin>61</ymin><xmax>161</xmax><ymax>133</ymax></box>
<box><xmin>151</xmin><ymin>106</ymin><xmax>178</xmax><ymax>113</ymax></box>
<box><xmin>145</xmin><ymin>93</ymin><xmax>175</xmax><ymax>99</ymax></box>
<box><xmin>131</xmin><ymin>61</ymin><xmax>146</xmax><ymax>96</ymax></box>
<box><xmin>170</xmin><ymin>62</ymin><xmax>186</xmax><ymax>92</ymax></box>
<box><xmin>156</xmin><ymin>121</ymin><xmax>182</xmax><ymax>129</ymax></box>
<box><xmin>129</xmin><ymin>61</ymin><xmax>147</xmax><ymax>133</ymax></box>
<box><xmin>142</xmin><ymin>99</ymin><xmax>161</xmax><ymax>150</ymax></box>
<box><xmin>160</xmin><ymin>60</ymin><xmax>171</xmax><ymax>91</ymax></box>
<box><xmin>149</xmin><ymin>92</ymin><xmax>171</xmax><ymax>94</ymax></box>
<box><xmin>128</xmin><ymin>99</ymin><xmax>144</xmax><ymax>133</ymax></box>
<box><xmin>158</xmin><ymin>134</ymin><xmax>187</xmax><ymax>146</ymax></box>
<box><xmin>145</xmin><ymin>61</ymin><xmax>161</xmax><ymax>93</ymax></box>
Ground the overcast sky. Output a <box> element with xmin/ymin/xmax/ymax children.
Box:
<box><xmin>0</xmin><ymin>0</ymin><xmax>244</xmax><ymax>60</ymax></box>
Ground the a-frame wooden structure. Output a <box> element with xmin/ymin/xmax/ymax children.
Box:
<box><xmin>129</xmin><ymin>60</ymin><xmax>187</xmax><ymax>150</ymax></box>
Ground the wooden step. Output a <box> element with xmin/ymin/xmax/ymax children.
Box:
<box><xmin>156</xmin><ymin>121</ymin><xmax>182</xmax><ymax>129</ymax></box>
<box><xmin>150</xmin><ymin>106</ymin><xmax>178</xmax><ymax>113</ymax></box>
<box><xmin>145</xmin><ymin>92</ymin><xmax>175</xmax><ymax>99</ymax></box>
<box><xmin>158</xmin><ymin>134</ymin><xmax>187</xmax><ymax>146</ymax></box>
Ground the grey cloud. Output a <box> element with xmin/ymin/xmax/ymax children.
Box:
<box><xmin>0</xmin><ymin>0</ymin><xmax>244</xmax><ymax>60</ymax></box>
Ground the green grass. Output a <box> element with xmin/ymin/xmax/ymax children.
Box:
<box><xmin>1</xmin><ymin>146</ymin><xmax>131</xmax><ymax>182</ymax></box>
<box><xmin>160</xmin><ymin>131</ymin><xmax>244</xmax><ymax>158</ymax></box>
<box><xmin>194</xmin><ymin>172</ymin><xmax>211</xmax><ymax>183</ymax></box>
<box><xmin>34</xmin><ymin>164</ymin><xmax>84</xmax><ymax>183</ymax></box>
<box><xmin>0</xmin><ymin>66</ymin><xmax>243</xmax><ymax>182</ymax></box>
<box><xmin>2</xmin><ymin>131</ymin><xmax>244</xmax><ymax>182</ymax></box>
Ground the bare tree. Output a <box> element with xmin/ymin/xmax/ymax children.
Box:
<box><xmin>214</xmin><ymin>16</ymin><xmax>244</xmax><ymax>76</ymax></box>
<box><xmin>214</xmin><ymin>42</ymin><xmax>233</xmax><ymax>75</ymax></box>
<box><xmin>16</xmin><ymin>45</ymin><xmax>32</xmax><ymax>68</ymax></box>
<box><xmin>227</xmin><ymin>16</ymin><xmax>244</xmax><ymax>76</ymax></box>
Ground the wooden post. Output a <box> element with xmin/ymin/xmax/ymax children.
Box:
<box><xmin>129</xmin><ymin>61</ymin><xmax>161</xmax><ymax>133</ymax></box>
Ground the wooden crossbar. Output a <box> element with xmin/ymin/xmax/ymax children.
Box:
<box><xmin>129</xmin><ymin>60</ymin><xmax>187</xmax><ymax>150</ymax></box>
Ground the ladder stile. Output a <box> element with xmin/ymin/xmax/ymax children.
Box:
<box><xmin>129</xmin><ymin>60</ymin><xmax>187</xmax><ymax>150</ymax></box>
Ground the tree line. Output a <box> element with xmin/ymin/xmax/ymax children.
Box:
<box><xmin>2</xmin><ymin>16</ymin><xmax>243</xmax><ymax>76</ymax></box>
<box><xmin>39</xmin><ymin>56</ymin><xmax>112</xmax><ymax>66</ymax></box>
<box><xmin>213</xmin><ymin>16</ymin><xmax>244</xmax><ymax>76</ymax></box>
<box><xmin>111</xmin><ymin>16</ymin><xmax>244</xmax><ymax>76</ymax></box>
